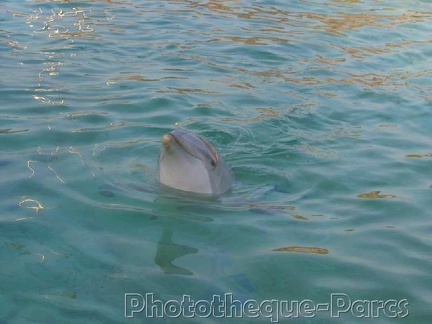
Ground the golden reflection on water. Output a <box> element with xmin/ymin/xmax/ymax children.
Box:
<box><xmin>405</xmin><ymin>153</ymin><xmax>432</xmax><ymax>159</ymax></box>
<box><xmin>206</xmin><ymin>0</ymin><xmax>241</xmax><ymax>14</ymax></box>
<box><xmin>272</xmin><ymin>246</ymin><xmax>329</xmax><ymax>255</ymax></box>
<box><xmin>4</xmin><ymin>1</ymin><xmax>431</xmax><ymax>125</ymax></box>
<box><xmin>157</xmin><ymin>87</ymin><xmax>220</xmax><ymax>94</ymax></box>
<box><xmin>222</xmin><ymin>107</ymin><xmax>280</xmax><ymax>123</ymax></box>
<box><xmin>227</xmin><ymin>81</ymin><xmax>255</xmax><ymax>89</ymax></box>
<box><xmin>107</xmin><ymin>72</ymin><xmax>188</xmax><ymax>84</ymax></box>
<box><xmin>221</xmin><ymin>35</ymin><xmax>290</xmax><ymax>46</ymax></box>
<box><xmin>185</xmin><ymin>0</ymin><xmax>432</xmax><ymax>33</ymax></box>
<box><xmin>292</xmin><ymin>214</ymin><xmax>309</xmax><ymax>221</ymax></box>
<box><xmin>357</xmin><ymin>190</ymin><xmax>396</xmax><ymax>199</ymax></box>
<box><xmin>299</xmin><ymin>144</ymin><xmax>336</xmax><ymax>159</ymax></box>
<box><xmin>179</xmin><ymin>1</ymin><xmax>432</xmax><ymax>98</ymax></box>
<box><xmin>9</xmin><ymin>0</ymin><xmax>429</xmax><ymax>109</ymax></box>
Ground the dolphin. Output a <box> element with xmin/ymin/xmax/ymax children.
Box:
<box><xmin>156</xmin><ymin>130</ymin><xmax>233</xmax><ymax>195</ymax></box>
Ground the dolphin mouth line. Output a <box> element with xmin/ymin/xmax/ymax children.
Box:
<box><xmin>169</xmin><ymin>132</ymin><xmax>202</xmax><ymax>161</ymax></box>
<box><xmin>169</xmin><ymin>132</ymin><xmax>218</xmax><ymax>165</ymax></box>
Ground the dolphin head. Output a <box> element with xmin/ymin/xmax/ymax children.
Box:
<box><xmin>156</xmin><ymin>130</ymin><xmax>233</xmax><ymax>195</ymax></box>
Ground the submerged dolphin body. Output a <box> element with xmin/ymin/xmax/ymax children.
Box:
<box><xmin>157</xmin><ymin>130</ymin><xmax>233</xmax><ymax>195</ymax></box>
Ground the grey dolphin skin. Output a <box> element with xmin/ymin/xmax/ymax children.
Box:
<box><xmin>156</xmin><ymin>130</ymin><xmax>233</xmax><ymax>195</ymax></box>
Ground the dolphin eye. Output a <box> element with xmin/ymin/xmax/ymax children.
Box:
<box><xmin>210</xmin><ymin>159</ymin><xmax>216</xmax><ymax>168</ymax></box>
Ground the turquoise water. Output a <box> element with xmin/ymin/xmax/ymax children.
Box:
<box><xmin>1</xmin><ymin>0</ymin><xmax>432</xmax><ymax>322</ymax></box>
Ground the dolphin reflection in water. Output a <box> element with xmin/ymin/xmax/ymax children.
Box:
<box><xmin>157</xmin><ymin>130</ymin><xmax>233</xmax><ymax>195</ymax></box>
<box><xmin>154</xmin><ymin>229</ymin><xmax>198</xmax><ymax>275</ymax></box>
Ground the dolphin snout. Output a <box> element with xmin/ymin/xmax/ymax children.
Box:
<box><xmin>162</xmin><ymin>133</ymin><xmax>173</xmax><ymax>150</ymax></box>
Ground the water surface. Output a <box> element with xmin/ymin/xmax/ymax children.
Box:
<box><xmin>1</xmin><ymin>0</ymin><xmax>432</xmax><ymax>323</ymax></box>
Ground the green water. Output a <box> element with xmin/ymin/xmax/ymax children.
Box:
<box><xmin>1</xmin><ymin>0</ymin><xmax>431</xmax><ymax>323</ymax></box>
